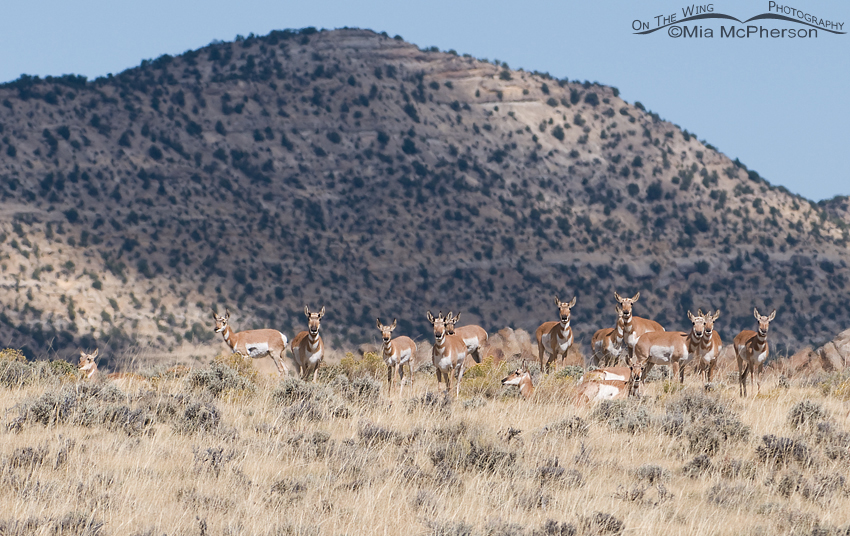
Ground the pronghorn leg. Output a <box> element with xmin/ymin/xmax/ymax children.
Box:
<box><xmin>312</xmin><ymin>364</ymin><xmax>319</xmax><ymax>383</ymax></box>
<box><xmin>397</xmin><ymin>363</ymin><xmax>405</xmax><ymax>397</ymax></box>
<box><xmin>756</xmin><ymin>364</ymin><xmax>763</xmax><ymax>395</ymax></box>
<box><xmin>739</xmin><ymin>363</ymin><xmax>749</xmax><ymax>397</ymax></box>
<box><xmin>436</xmin><ymin>369</ymin><xmax>443</xmax><ymax>390</ymax></box>
<box><xmin>455</xmin><ymin>362</ymin><xmax>467</xmax><ymax>397</ymax></box>
<box><xmin>640</xmin><ymin>362</ymin><xmax>655</xmax><ymax>387</ymax></box>
<box><xmin>537</xmin><ymin>342</ymin><xmax>546</xmax><ymax>374</ymax></box>
<box><xmin>387</xmin><ymin>365</ymin><xmax>393</xmax><ymax>389</ymax></box>
<box><xmin>707</xmin><ymin>361</ymin><xmax>715</xmax><ymax>384</ymax></box>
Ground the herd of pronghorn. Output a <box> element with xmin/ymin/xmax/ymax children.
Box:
<box><xmin>75</xmin><ymin>292</ymin><xmax>777</xmax><ymax>404</ymax></box>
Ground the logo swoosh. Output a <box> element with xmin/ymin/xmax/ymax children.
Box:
<box><xmin>634</xmin><ymin>13</ymin><xmax>743</xmax><ymax>34</ymax></box>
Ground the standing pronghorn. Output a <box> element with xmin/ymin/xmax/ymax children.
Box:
<box><xmin>501</xmin><ymin>364</ymin><xmax>534</xmax><ymax>400</ymax></box>
<box><xmin>634</xmin><ymin>311</ymin><xmax>703</xmax><ymax>385</ymax></box>
<box><xmin>427</xmin><ymin>311</ymin><xmax>468</xmax><ymax>396</ymax></box>
<box><xmin>291</xmin><ymin>306</ymin><xmax>325</xmax><ymax>382</ymax></box>
<box><xmin>445</xmin><ymin>313</ymin><xmax>488</xmax><ymax>364</ymax></box>
<box><xmin>614</xmin><ymin>292</ymin><xmax>665</xmax><ymax>364</ymax></box>
<box><xmin>590</xmin><ymin>305</ymin><xmax>625</xmax><ymax>367</ymax></box>
<box><xmin>535</xmin><ymin>296</ymin><xmax>576</xmax><ymax>373</ymax></box>
<box><xmin>695</xmin><ymin>309</ymin><xmax>722</xmax><ymax>383</ymax></box>
<box><xmin>212</xmin><ymin>308</ymin><xmax>289</xmax><ymax>375</ymax></box>
<box><xmin>734</xmin><ymin>308</ymin><xmax>776</xmax><ymax>397</ymax></box>
<box><xmin>376</xmin><ymin>318</ymin><xmax>417</xmax><ymax>396</ymax></box>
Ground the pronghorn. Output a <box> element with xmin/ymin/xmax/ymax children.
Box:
<box><xmin>634</xmin><ymin>311</ymin><xmax>703</xmax><ymax>385</ymax></box>
<box><xmin>694</xmin><ymin>309</ymin><xmax>722</xmax><ymax>383</ymax></box>
<box><xmin>534</xmin><ymin>296</ymin><xmax>576</xmax><ymax>373</ymax></box>
<box><xmin>501</xmin><ymin>365</ymin><xmax>534</xmax><ymax>399</ymax></box>
<box><xmin>734</xmin><ymin>308</ymin><xmax>776</xmax><ymax>397</ymax></box>
<box><xmin>426</xmin><ymin>311</ymin><xmax>468</xmax><ymax>396</ymax></box>
<box><xmin>590</xmin><ymin>305</ymin><xmax>625</xmax><ymax>367</ymax></box>
<box><xmin>212</xmin><ymin>308</ymin><xmax>289</xmax><ymax>375</ymax></box>
<box><xmin>291</xmin><ymin>305</ymin><xmax>325</xmax><ymax>382</ymax></box>
<box><xmin>573</xmin><ymin>364</ymin><xmax>641</xmax><ymax>405</ymax></box>
<box><xmin>77</xmin><ymin>349</ymin><xmax>149</xmax><ymax>388</ymax></box>
<box><xmin>444</xmin><ymin>312</ymin><xmax>488</xmax><ymax>364</ymax></box>
<box><xmin>376</xmin><ymin>318</ymin><xmax>417</xmax><ymax>396</ymax></box>
<box><xmin>614</xmin><ymin>292</ymin><xmax>665</xmax><ymax>364</ymax></box>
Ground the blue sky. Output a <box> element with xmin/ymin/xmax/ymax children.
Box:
<box><xmin>2</xmin><ymin>0</ymin><xmax>848</xmax><ymax>201</ymax></box>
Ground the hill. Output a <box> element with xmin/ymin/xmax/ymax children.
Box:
<box><xmin>0</xmin><ymin>27</ymin><xmax>848</xmax><ymax>363</ymax></box>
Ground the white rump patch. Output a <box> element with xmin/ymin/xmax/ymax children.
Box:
<box><xmin>595</xmin><ymin>384</ymin><xmax>622</xmax><ymax>400</ymax></box>
<box><xmin>245</xmin><ymin>342</ymin><xmax>270</xmax><ymax>358</ymax></box>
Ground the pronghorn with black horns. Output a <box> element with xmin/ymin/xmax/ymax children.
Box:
<box><xmin>614</xmin><ymin>291</ymin><xmax>665</xmax><ymax>364</ymax></box>
<box><xmin>212</xmin><ymin>308</ymin><xmax>289</xmax><ymax>375</ymax></box>
<box><xmin>590</xmin><ymin>305</ymin><xmax>625</xmax><ymax>367</ymax></box>
<box><xmin>376</xmin><ymin>318</ymin><xmax>417</xmax><ymax>396</ymax></box>
<box><xmin>695</xmin><ymin>309</ymin><xmax>722</xmax><ymax>384</ymax></box>
<box><xmin>634</xmin><ymin>311</ymin><xmax>703</xmax><ymax>385</ymax></box>
<box><xmin>535</xmin><ymin>295</ymin><xmax>576</xmax><ymax>373</ymax></box>
<box><xmin>501</xmin><ymin>363</ymin><xmax>534</xmax><ymax>400</ymax></box>
<box><xmin>444</xmin><ymin>312</ymin><xmax>488</xmax><ymax>364</ymax></box>
<box><xmin>734</xmin><ymin>308</ymin><xmax>776</xmax><ymax>397</ymax></box>
<box><xmin>427</xmin><ymin>310</ymin><xmax>468</xmax><ymax>396</ymax></box>
<box><xmin>291</xmin><ymin>305</ymin><xmax>325</xmax><ymax>382</ymax></box>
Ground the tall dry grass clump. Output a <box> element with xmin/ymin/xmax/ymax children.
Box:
<box><xmin>0</xmin><ymin>349</ymin><xmax>850</xmax><ymax>535</ymax></box>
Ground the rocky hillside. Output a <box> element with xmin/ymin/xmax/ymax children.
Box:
<box><xmin>0</xmin><ymin>27</ymin><xmax>848</xmax><ymax>362</ymax></box>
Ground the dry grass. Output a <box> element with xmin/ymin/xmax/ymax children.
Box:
<box><xmin>1</xmin><ymin>352</ymin><xmax>850</xmax><ymax>536</ymax></box>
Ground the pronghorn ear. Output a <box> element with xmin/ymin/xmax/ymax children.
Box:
<box><xmin>454</xmin><ymin>312</ymin><xmax>461</xmax><ymax>323</ymax></box>
<box><xmin>712</xmin><ymin>310</ymin><xmax>721</xmax><ymax>321</ymax></box>
<box><xmin>631</xmin><ymin>292</ymin><xmax>640</xmax><ymax>302</ymax></box>
<box><xmin>376</xmin><ymin>318</ymin><xmax>382</xmax><ymax>329</ymax></box>
<box><xmin>697</xmin><ymin>308</ymin><xmax>704</xmax><ymax>317</ymax></box>
<box><xmin>305</xmin><ymin>305</ymin><xmax>311</xmax><ymax>317</ymax></box>
<box><xmin>426</xmin><ymin>311</ymin><xmax>434</xmax><ymax>323</ymax></box>
<box><xmin>768</xmin><ymin>310</ymin><xmax>776</xmax><ymax>321</ymax></box>
<box><xmin>225</xmin><ymin>309</ymin><xmax>230</xmax><ymax>319</ymax></box>
<box><xmin>568</xmin><ymin>296</ymin><xmax>576</xmax><ymax>308</ymax></box>
<box><xmin>554</xmin><ymin>295</ymin><xmax>560</xmax><ymax>305</ymax></box>
<box><xmin>613</xmin><ymin>291</ymin><xmax>622</xmax><ymax>302</ymax></box>
<box><xmin>211</xmin><ymin>307</ymin><xmax>218</xmax><ymax>318</ymax></box>
<box><xmin>615</xmin><ymin>305</ymin><xmax>622</xmax><ymax>314</ymax></box>
<box><xmin>319</xmin><ymin>306</ymin><xmax>325</xmax><ymax>318</ymax></box>
<box><xmin>688</xmin><ymin>311</ymin><xmax>695</xmax><ymax>322</ymax></box>
<box><xmin>753</xmin><ymin>308</ymin><xmax>760</xmax><ymax>320</ymax></box>
<box><xmin>92</xmin><ymin>348</ymin><xmax>98</xmax><ymax>358</ymax></box>
<box><xmin>390</xmin><ymin>318</ymin><xmax>397</xmax><ymax>330</ymax></box>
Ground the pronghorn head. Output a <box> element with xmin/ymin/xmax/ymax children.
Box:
<box><xmin>78</xmin><ymin>349</ymin><xmax>98</xmax><ymax>377</ymax></box>
<box><xmin>754</xmin><ymin>308</ymin><xmax>776</xmax><ymax>337</ymax></box>
<box><xmin>627</xmin><ymin>362</ymin><xmax>642</xmax><ymax>397</ymax></box>
<box><xmin>376</xmin><ymin>317</ymin><xmax>397</xmax><ymax>343</ymax></box>
<box><xmin>212</xmin><ymin>308</ymin><xmax>230</xmax><ymax>333</ymax></box>
<box><xmin>687</xmin><ymin>310</ymin><xmax>706</xmax><ymax>339</ymax></box>
<box><xmin>444</xmin><ymin>311</ymin><xmax>459</xmax><ymax>335</ymax></box>
<box><xmin>501</xmin><ymin>364</ymin><xmax>531</xmax><ymax>387</ymax></box>
<box><xmin>614</xmin><ymin>291</ymin><xmax>640</xmax><ymax>319</ymax></box>
<box><xmin>703</xmin><ymin>309</ymin><xmax>720</xmax><ymax>339</ymax></box>
<box><xmin>554</xmin><ymin>295</ymin><xmax>577</xmax><ymax>325</ymax></box>
<box><xmin>305</xmin><ymin>305</ymin><xmax>325</xmax><ymax>336</ymax></box>
<box><xmin>426</xmin><ymin>311</ymin><xmax>448</xmax><ymax>342</ymax></box>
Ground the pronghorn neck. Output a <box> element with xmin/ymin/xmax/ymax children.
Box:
<box><xmin>622</xmin><ymin>314</ymin><xmax>634</xmax><ymax>335</ymax></box>
<box><xmin>752</xmin><ymin>330</ymin><xmax>768</xmax><ymax>352</ymax></box>
<box><xmin>382</xmin><ymin>338</ymin><xmax>396</xmax><ymax>358</ymax></box>
<box><xmin>518</xmin><ymin>375</ymin><xmax>534</xmax><ymax>399</ymax></box>
<box><xmin>308</xmin><ymin>330</ymin><xmax>321</xmax><ymax>350</ymax></box>
<box><xmin>701</xmin><ymin>332</ymin><xmax>713</xmax><ymax>351</ymax></box>
<box><xmin>80</xmin><ymin>360</ymin><xmax>98</xmax><ymax>379</ymax></box>
<box><xmin>687</xmin><ymin>328</ymin><xmax>702</xmax><ymax>351</ymax></box>
<box><xmin>221</xmin><ymin>325</ymin><xmax>236</xmax><ymax>350</ymax></box>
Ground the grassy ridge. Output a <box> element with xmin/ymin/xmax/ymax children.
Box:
<box><xmin>2</xmin><ymin>349</ymin><xmax>850</xmax><ymax>535</ymax></box>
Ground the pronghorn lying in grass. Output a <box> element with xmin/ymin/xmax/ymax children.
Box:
<box><xmin>427</xmin><ymin>311</ymin><xmax>468</xmax><ymax>396</ymax></box>
<box><xmin>614</xmin><ymin>292</ymin><xmax>665</xmax><ymax>364</ymax></box>
<box><xmin>590</xmin><ymin>305</ymin><xmax>624</xmax><ymax>367</ymax></box>
<box><xmin>634</xmin><ymin>311</ymin><xmax>703</xmax><ymax>385</ymax></box>
<box><xmin>376</xmin><ymin>318</ymin><xmax>416</xmax><ymax>396</ymax></box>
<box><xmin>734</xmin><ymin>308</ymin><xmax>775</xmax><ymax>397</ymax></box>
<box><xmin>694</xmin><ymin>309</ymin><xmax>722</xmax><ymax>384</ymax></box>
<box><xmin>535</xmin><ymin>296</ymin><xmax>576</xmax><ymax>373</ymax></box>
<box><xmin>291</xmin><ymin>305</ymin><xmax>325</xmax><ymax>382</ymax></box>
<box><xmin>445</xmin><ymin>312</ymin><xmax>488</xmax><ymax>364</ymax></box>
<box><xmin>212</xmin><ymin>308</ymin><xmax>289</xmax><ymax>375</ymax></box>
<box><xmin>77</xmin><ymin>349</ymin><xmax>148</xmax><ymax>389</ymax></box>
<box><xmin>501</xmin><ymin>364</ymin><xmax>534</xmax><ymax>399</ymax></box>
<box><xmin>573</xmin><ymin>364</ymin><xmax>641</xmax><ymax>405</ymax></box>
